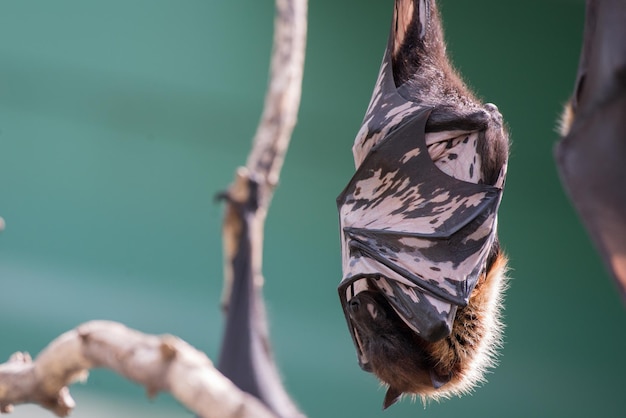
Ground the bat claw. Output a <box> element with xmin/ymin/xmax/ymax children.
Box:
<box><xmin>484</xmin><ymin>103</ymin><xmax>499</xmax><ymax>113</ymax></box>
<box><xmin>483</xmin><ymin>103</ymin><xmax>503</xmax><ymax>125</ymax></box>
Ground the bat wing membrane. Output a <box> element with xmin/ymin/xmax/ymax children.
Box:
<box><xmin>338</xmin><ymin>109</ymin><xmax>502</xmax><ymax>359</ymax></box>
<box><xmin>338</xmin><ymin>109</ymin><xmax>501</xmax><ymax>304</ymax></box>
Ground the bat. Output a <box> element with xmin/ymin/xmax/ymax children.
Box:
<box><xmin>217</xmin><ymin>187</ymin><xmax>303</xmax><ymax>418</ymax></box>
<box><xmin>556</xmin><ymin>0</ymin><xmax>626</xmax><ymax>301</ymax></box>
<box><xmin>337</xmin><ymin>0</ymin><xmax>510</xmax><ymax>409</ymax></box>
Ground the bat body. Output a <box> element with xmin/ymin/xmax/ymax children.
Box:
<box><xmin>217</xmin><ymin>180</ymin><xmax>303</xmax><ymax>418</ymax></box>
<box><xmin>337</xmin><ymin>0</ymin><xmax>509</xmax><ymax>408</ymax></box>
<box><xmin>556</xmin><ymin>0</ymin><xmax>626</xmax><ymax>300</ymax></box>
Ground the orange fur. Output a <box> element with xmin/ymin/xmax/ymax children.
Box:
<box><xmin>412</xmin><ymin>250</ymin><xmax>509</xmax><ymax>403</ymax></box>
<box><xmin>359</xmin><ymin>250</ymin><xmax>509</xmax><ymax>405</ymax></box>
<box><xmin>559</xmin><ymin>100</ymin><xmax>575</xmax><ymax>137</ymax></box>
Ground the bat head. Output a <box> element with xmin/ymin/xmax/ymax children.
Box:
<box><xmin>341</xmin><ymin>249</ymin><xmax>508</xmax><ymax>409</ymax></box>
<box><xmin>346</xmin><ymin>288</ymin><xmax>453</xmax><ymax>408</ymax></box>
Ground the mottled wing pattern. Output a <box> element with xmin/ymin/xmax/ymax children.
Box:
<box><xmin>338</xmin><ymin>109</ymin><xmax>501</xmax><ymax>350</ymax></box>
<box><xmin>352</xmin><ymin>56</ymin><xmax>423</xmax><ymax>167</ymax></box>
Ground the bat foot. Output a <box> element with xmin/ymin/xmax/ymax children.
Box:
<box><xmin>483</xmin><ymin>103</ymin><xmax>499</xmax><ymax>113</ymax></box>
<box><xmin>483</xmin><ymin>103</ymin><xmax>503</xmax><ymax>126</ymax></box>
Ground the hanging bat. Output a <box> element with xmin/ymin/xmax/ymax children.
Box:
<box><xmin>337</xmin><ymin>0</ymin><xmax>509</xmax><ymax>409</ymax></box>
<box><xmin>217</xmin><ymin>179</ymin><xmax>304</xmax><ymax>418</ymax></box>
<box><xmin>556</xmin><ymin>0</ymin><xmax>626</xmax><ymax>301</ymax></box>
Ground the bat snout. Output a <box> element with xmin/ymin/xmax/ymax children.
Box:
<box><xmin>348</xmin><ymin>292</ymin><xmax>382</xmax><ymax>321</ymax></box>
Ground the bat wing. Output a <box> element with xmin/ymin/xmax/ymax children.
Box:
<box><xmin>555</xmin><ymin>0</ymin><xmax>626</xmax><ymax>299</ymax></box>
<box><xmin>338</xmin><ymin>108</ymin><xmax>502</xmax><ymax>351</ymax></box>
<box><xmin>556</xmin><ymin>95</ymin><xmax>626</xmax><ymax>299</ymax></box>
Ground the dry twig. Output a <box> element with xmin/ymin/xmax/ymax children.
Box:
<box><xmin>0</xmin><ymin>321</ymin><xmax>275</xmax><ymax>418</ymax></box>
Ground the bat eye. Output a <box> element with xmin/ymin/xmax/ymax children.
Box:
<box><xmin>349</xmin><ymin>298</ymin><xmax>361</xmax><ymax>313</ymax></box>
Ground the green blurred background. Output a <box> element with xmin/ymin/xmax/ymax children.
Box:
<box><xmin>1</xmin><ymin>0</ymin><xmax>624</xmax><ymax>417</ymax></box>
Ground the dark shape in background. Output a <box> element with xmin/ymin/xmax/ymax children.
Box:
<box><xmin>555</xmin><ymin>0</ymin><xmax>626</xmax><ymax>301</ymax></box>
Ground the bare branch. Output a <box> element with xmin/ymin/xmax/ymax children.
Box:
<box><xmin>246</xmin><ymin>0</ymin><xmax>308</xmax><ymax>192</ymax></box>
<box><xmin>222</xmin><ymin>0</ymin><xmax>308</xmax><ymax>303</ymax></box>
<box><xmin>217</xmin><ymin>0</ymin><xmax>308</xmax><ymax>417</ymax></box>
<box><xmin>0</xmin><ymin>321</ymin><xmax>276</xmax><ymax>418</ymax></box>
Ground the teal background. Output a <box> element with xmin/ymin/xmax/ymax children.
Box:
<box><xmin>1</xmin><ymin>1</ymin><xmax>625</xmax><ymax>417</ymax></box>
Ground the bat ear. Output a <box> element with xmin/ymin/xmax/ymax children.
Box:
<box><xmin>383</xmin><ymin>385</ymin><xmax>403</xmax><ymax>410</ymax></box>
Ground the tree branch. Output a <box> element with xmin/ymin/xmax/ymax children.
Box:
<box><xmin>0</xmin><ymin>321</ymin><xmax>275</xmax><ymax>418</ymax></box>
<box><xmin>221</xmin><ymin>0</ymin><xmax>307</xmax><ymax>304</ymax></box>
